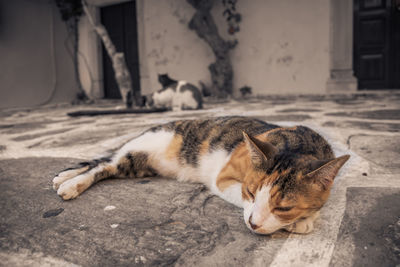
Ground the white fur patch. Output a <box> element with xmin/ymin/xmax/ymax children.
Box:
<box><xmin>173</xmin><ymin>149</ymin><xmax>232</xmax><ymax>185</ymax></box>
<box><xmin>57</xmin><ymin>173</ymin><xmax>92</xmax><ymax>200</ymax></box>
<box><xmin>112</xmin><ymin>130</ymin><xmax>208</xmax><ymax>181</ymax></box>
<box><xmin>152</xmin><ymin>80</ymin><xmax>198</xmax><ymax>110</ymax></box>
<box><xmin>153</xmin><ymin>88</ymin><xmax>174</xmax><ymax>108</ymax></box>
<box><xmin>176</xmin><ymin>80</ymin><xmax>187</xmax><ymax>92</ymax></box>
<box><xmin>197</xmin><ymin>149</ymin><xmax>245</xmax><ymax>207</ymax></box>
<box><xmin>52</xmin><ymin>167</ymin><xmax>89</xmax><ymax>190</ymax></box>
<box><xmin>179</xmin><ymin>90</ymin><xmax>198</xmax><ymax>109</ymax></box>
<box><xmin>113</xmin><ymin>130</ymin><xmax>186</xmax><ymax>178</ymax></box>
<box><xmin>215</xmin><ymin>182</ymin><xmax>243</xmax><ymax>208</ymax></box>
<box><xmin>172</xmin><ymin>80</ymin><xmax>198</xmax><ymax>110</ymax></box>
<box><xmin>113</xmin><ymin>130</ymin><xmax>174</xmax><ymax>164</ymax></box>
<box><xmin>199</xmin><ymin>149</ymin><xmax>231</xmax><ymax>186</ymax></box>
<box><xmin>243</xmin><ymin>185</ymin><xmax>288</xmax><ymax>234</ymax></box>
<box><xmin>157</xmin><ymin>147</ymin><xmax>237</xmax><ymax>205</ymax></box>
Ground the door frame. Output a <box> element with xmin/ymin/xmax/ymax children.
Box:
<box><xmin>100</xmin><ymin>1</ymin><xmax>141</xmax><ymax>100</ymax></box>
<box><xmin>353</xmin><ymin>0</ymin><xmax>399</xmax><ymax>89</ymax></box>
<box><xmin>327</xmin><ymin>0</ymin><xmax>358</xmax><ymax>92</ymax></box>
<box><xmin>78</xmin><ymin>0</ymin><xmax>146</xmax><ymax>99</ymax></box>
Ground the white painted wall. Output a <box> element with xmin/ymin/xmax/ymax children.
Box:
<box><xmin>0</xmin><ymin>0</ymin><xmax>332</xmax><ymax>109</ymax></box>
<box><xmin>137</xmin><ymin>0</ymin><xmax>215</xmax><ymax>95</ymax></box>
<box><xmin>137</xmin><ymin>0</ymin><xmax>330</xmax><ymax>96</ymax></box>
<box><xmin>79</xmin><ymin>0</ymin><xmax>331</xmax><ymax>98</ymax></box>
<box><xmin>0</xmin><ymin>0</ymin><xmax>79</xmax><ymax>108</ymax></box>
<box><xmin>231</xmin><ymin>0</ymin><xmax>330</xmax><ymax>95</ymax></box>
<box><xmin>78</xmin><ymin>5</ymin><xmax>104</xmax><ymax>99</ymax></box>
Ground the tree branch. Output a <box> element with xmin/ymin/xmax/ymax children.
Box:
<box><xmin>187</xmin><ymin>0</ymin><xmax>235</xmax><ymax>97</ymax></box>
<box><xmin>82</xmin><ymin>0</ymin><xmax>134</xmax><ymax>107</ymax></box>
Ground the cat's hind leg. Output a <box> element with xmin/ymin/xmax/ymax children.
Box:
<box><xmin>56</xmin><ymin>152</ymin><xmax>156</xmax><ymax>200</ymax></box>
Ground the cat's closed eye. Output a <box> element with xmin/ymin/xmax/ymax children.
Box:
<box><xmin>274</xmin><ymin>206</ymin><xmax>294</xmax><ymax>212</ymax></box>
<box><xmin>246</xmin><ymin>187</ymin><xmax>255</xmax><ymax>200</ymax></box>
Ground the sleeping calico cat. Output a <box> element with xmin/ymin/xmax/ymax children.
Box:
<box><xmin>53</xmin><ymin>117</ymin><xmax>349</xmax><ymax>235</ymax></box>
<box><xmin>144</xmin><ymin>74</ymin><xmax>203</xmax><ymax>110</ymax></box>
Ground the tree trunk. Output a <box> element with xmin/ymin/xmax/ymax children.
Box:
<box><xmin>187</xmin><ymin>0</ymin><xmax>236</xmax><ymax>98</ymax></box>
<box><xmin>82</xmin><ymin>1</ymin><xmax>134</xmax><ymax>108</ymax></box>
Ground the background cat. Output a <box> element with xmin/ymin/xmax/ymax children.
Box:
<box><xmin>144</xmin><ymin>74</ymin><xmax>203</xmax><ymax>111</ymax></box>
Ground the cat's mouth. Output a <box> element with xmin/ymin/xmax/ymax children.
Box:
<box><xmin>246</xmin><ymin>223</ymin><xmax>283</xmax><ymax>235</ymax></box>
<box><xmin>248</xmin><ymin>214</ymin><xmax>260</xmax><ymax>230</ymax></box>
<box><xmin>245</xmin><ymin>213</ymin><xmax>288</xmax><ymax>235</ymax></box>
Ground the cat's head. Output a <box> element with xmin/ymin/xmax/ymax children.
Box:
<box><xmin>158</xmin><ymin>73</ymin><xmax>177</xmax><ymax>88</ymax></box>
<box><xmin>241</xmin><ymin>132</ymin><xmax>350</xmax><ymax>235</ymax></box>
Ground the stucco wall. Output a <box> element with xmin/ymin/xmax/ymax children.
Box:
<box><xmin>0</xmin><ymin>0</ymin><xmax>78</xmax><ymax>109</ymax></box>
<box><xmin>78</xmin><ymin>5</ymin><xmax>104</xmax><ymax>99</ymax></box>
<box><xmin>137</xmin><ymin>0</ymin><xmax>330</xmax><ymax>96</ymax></box>
<box><xmin>231</xmin><ymin>0</ymin><xmax>330</xmax><ymax>95</ymax></box>
<box><xmin>137</xmin><ymin>0</ymin><xmax>215</xmax><ymax>95</ymax></box>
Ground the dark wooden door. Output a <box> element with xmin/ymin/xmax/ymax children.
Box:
<box><xmin>353</xmin><ymin>0</ymin><xmax>400</xmax><ymax>89</ymax></box>
<box><xmin>101</xmin><ymin>1</ymin><xmax>141</xmax><ymax>99</ymax></box>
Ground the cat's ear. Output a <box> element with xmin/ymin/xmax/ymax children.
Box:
<box><xmin>305</xmin><ymin>155</ymin><xmax>350</xmax><ymax>189</ymax></box>
<box><xmin>242</xmin><ymin>132</ymin><xmax>277</xmax><ymax>168</ymax></box>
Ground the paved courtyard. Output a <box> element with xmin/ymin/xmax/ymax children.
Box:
<box><xmin>0</xmin><ymin>92</ymin><xmax>399</xmax><ymax>266</ymax></box>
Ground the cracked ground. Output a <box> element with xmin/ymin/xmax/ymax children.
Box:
<box><xmin>0</xmin><ymin>92</ymin><xmax>399</xmax><ymax>266</ymax></box>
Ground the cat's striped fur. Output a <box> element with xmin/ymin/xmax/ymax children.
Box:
<box><xmin>53</xmin><ymin>116</ymin><xmax>349</xmax><ymax>235</ymax></box>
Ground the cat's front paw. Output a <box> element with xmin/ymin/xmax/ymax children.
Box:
<box><xmin>52</xmin><ymin>166</ymin><xmax>90</xmax><ymax>190</ymax></box>
<box><xmin>52</xmin><ymin>176</ymin><xmax>64</xmax><ymax>190</ymax></box>
<box><xmin>57</xmin><ymin>172</ymin><xmax>94</xmax><ymax>200</ymax></box>
<box><xmin>53</xmin><ymin>174</ymin><xmax>73</xmax><ymax>191</ymax></box>
<box><xmin>57</xmin><ymin>179</ymin><xmax>80</xmax><ymax>200</ymax></box>
<box><xmin>284</xmin><ymin>218</ymin><xmax>314</xmax><ymax>234</ymax></box>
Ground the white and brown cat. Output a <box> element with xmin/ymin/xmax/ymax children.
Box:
<box><xmin>53</xmin><ymin>117</ymin><xmax>349</xmax><ymax>235</ymax></box>
<box><xmin>144</xmin><ymin>74</ymin><xmax>203</xmax><ymax>111</ymax></box>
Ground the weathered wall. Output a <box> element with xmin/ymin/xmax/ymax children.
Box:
<box><xmin>137</xmin><ymin>0</ymin><xmax>330</xmax><ymax>96</ymax></box>
<box><xmin>231</xmin><ymin>0</ymin><xmax>330</xmax><ymax>95</ymax></box>
<box><xmin>137</xmin><ymin>0</ymin><xmax>215</xmax><ymax>95</ymax></box>
<box><xmin>0</xmin><ymin>0</ymin><xmax>332</xmax><ymax>109</ymax></box>
<box><xmin>0</xmin><ymin>0</ymin><xmax>78</xmax><ymax>109</ymax></box>
<box><xmin>78</xmin><ymin>5</ymin><xmax>104</xmax><ymax>99</ymax></box>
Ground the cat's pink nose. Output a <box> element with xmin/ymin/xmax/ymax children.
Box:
<box><xmin>249</xmin><ymin>214</ymin><xmax>260</xmax><ymax>230</ymax></box>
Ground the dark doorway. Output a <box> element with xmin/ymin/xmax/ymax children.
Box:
<box><xmin>353</xmin><ymin>0</ymin><xmax>400</xmax><ymax>89</ymax></box>
<box><xmin>101</xmin><ymin>1</ymin><xmax>141</xmax><ymax>99</ymax></box>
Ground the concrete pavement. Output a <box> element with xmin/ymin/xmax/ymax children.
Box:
<box><xmin>0</xmin><ymin>92</ymin><xmax>399</xmax><ymax>266</ymax></box>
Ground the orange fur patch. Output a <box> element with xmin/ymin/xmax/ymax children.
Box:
<box><xmin>75</xmin><ymin>165</ymin><xmax>90</xmax><ymax>174</ymax></box>
<box><xmin>216</xmin><ymin>142</ymin><xmax>251</xmax><ymax>192</ymax></box>
<box><xmin>95</xmin><ymin>165</ymin><xmax>117</xmax><ymax>181</ymax></box>
<box><xmin>216</xmin><ymin>176</ymin><xmax>239</xmax><ymax>191</ymax></box>
<box><xmin>76</xmin><ymin>182</ymin><xmax>88</xmax><ymax>194</ymax></box>
<box><xmin>165</xmin><ymin>134</ymin><xmax>183</xmax><ymax>160</ymax></box>
<box><xmin>216</xmin><ymin>134</ymin><xmax>281</xmax><ymax>195</ymax></box>
<box><xmin>199</xmin><ymin>140</ymin><xmax>210</xmax><ymax>156</ymax></box>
